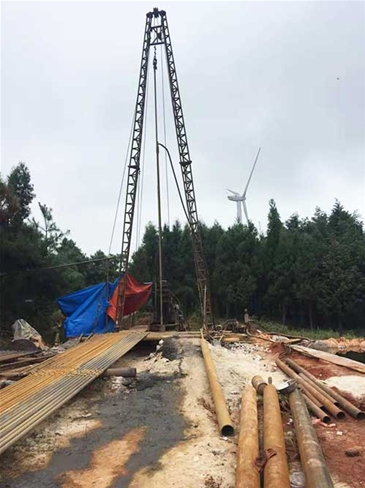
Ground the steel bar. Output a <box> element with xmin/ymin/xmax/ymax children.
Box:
<box><xmin>263</xmin><ymin>384</ymin><xmax>290</xmax><ymax>488</ymax></box>
<box><xmin>303</xmin><ymin>394</ymin><xmax>331</xmax><ymax>424</ymax></box>
<box><xmin>289</xmin><ymin>389</ymin><xmax>334</xmax><ymax>487</ymax></box>
<box><xmin>276</xmin><ymin>359</ymin><xmax>345</xmax><ymax>420</ymax></box>
<box><xmin>0</xmin><ymin>354</ymin><xmax>54</xmax><ymax>370</ymax></box>
<box><xmin>236</xmin><ymin>385</ymin><xmax>260</xmax><ymax>488</ymax></box>
<box><xmin>200</xmin><ymin>338</ymin><xmax>234</xmax><ymax>436</ymax></box>
<box><xmin>0</xmin><ymin>331</ymin><xmax>146</xmax><ymax>455</ymax></box>
<box><xmin>286</xmin><ymin>358</ymin><xmax>365</xmax><ymax>420</ymax></box>
<box><xmin>0</xmin><ymin>351</ymin><xmax>38</xmax><ymax>363</ymax></box>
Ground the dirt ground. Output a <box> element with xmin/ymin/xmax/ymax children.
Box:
<box><xmin>1</xmin><ymin>337</ymin><xmax>364</xmax><ymax>487</ymax></box>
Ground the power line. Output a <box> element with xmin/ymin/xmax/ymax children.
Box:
<box><xmin>0</xmin><ymin>256</ymin><xmax>118</xmax><ymax>277</ymax></box>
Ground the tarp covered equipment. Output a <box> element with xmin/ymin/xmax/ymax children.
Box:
<box><xmin>57</xmin><ymin>275</ymin><xmax>152</xmax><ymax>338</ymax></box>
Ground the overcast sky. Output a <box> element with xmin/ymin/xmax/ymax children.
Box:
<box><xmin>2</xmin><ymin>1</ymin><xmax>365</xmax><ymax>256</ymax></box>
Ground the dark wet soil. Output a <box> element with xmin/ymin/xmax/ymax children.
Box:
<box><xmin>2</xmin><ymin>356</ymin><xmax>187</xmax><ymax>487</ymax></box>
<box><xmin>338</xmin><ymin>350</ymin><xmax>365</xmax><ymax>364</ymax></box>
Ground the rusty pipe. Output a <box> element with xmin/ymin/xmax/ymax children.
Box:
<box><xmin>289</xmin><ymin>389</ymin><xmax>334</xmax><ymax>487</ymax></box>
<box><xmin>236</xmin><ymin>385</ymin><xmax>260</xmax><ymax>488</ymax></box>
<box><xmin>286</xmin><ymin>358</ymin><xmax>365</xmax><ymax>420</ymax></box>
<box><xmin>302</xmin><ymin>389</ymin><xmax>322</xmax><ymax>408</ymax></box>
<box><xmin>298</xmin><ymin>373</ymin><xmax>339</xmax><ymax>406</ymax></box>
<box><xmin>263</xmin><ymin>384</ymin><xmax>290</xmax><ymax>488</ymax></box>
<box><xmin>200</xmin><ymin>339</ymin><xmax>234</xmax><ymax>436</ymax></box>
<box><xmin>251</xmin><ymin>375</ymin><xmax>267</xmax><ymax>395</ymax></box>
<box><xmin>276</xmin><ymin>359</ymin><xmax>345</xmax><ymax>420</ymax></box>
<box><xmin>102</xmin><ymin>367</ymin><xmax>137</xmax><ymax>377</ymax></box>
<box><xmin>303</xmin><ymin>394</ymin><xmax>331</xmax><ymax>424</ymax></box>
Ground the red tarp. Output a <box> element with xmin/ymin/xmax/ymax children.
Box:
<box><xmin>107</xmin><ymin>274</ymin><xmax>152</xmax><ymax>320</ymax></box>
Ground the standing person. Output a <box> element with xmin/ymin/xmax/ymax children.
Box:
<box><xmin>244</xmin><ymin>309</ymin><xmax>250</xmax><ymax>326</ymax></box>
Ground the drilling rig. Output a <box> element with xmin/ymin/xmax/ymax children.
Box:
<box><xmin>116</xmin><ymin>8</ymin><xmax>213</xmax><ymax>330</ymax></box>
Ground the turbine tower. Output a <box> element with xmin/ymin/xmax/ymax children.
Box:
<box><xmin>227</xmin><ymin>147</ymin><xmax>261</xmax><ymax>224</ymax></box>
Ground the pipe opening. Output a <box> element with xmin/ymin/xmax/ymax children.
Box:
<box><xmin>322</xmin><ymin>415</ymin><xmax>331</xmax><ymax>424</ymax></box>
<box><xmin>221</xmin><ymin>424</ymin><xmax>235</xmax><ymax>437</ymax></box>
<box><xmin>356</xmin><ymin>411</ymin><xmax>365</xmax><ymax>420</ymax></box>
<box><xmin>336</xmin><ymin>411</ymin><xmax>346</xmax><ymax>420</ymax></box>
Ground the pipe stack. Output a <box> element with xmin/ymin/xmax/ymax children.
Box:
<box><xmin>276</xmin><ymin>358</ymin><xmax>365</xmax><ymax>421</ymax></box>
<box><xmin>0</xmin><ymin>331</ymin><xmax>146</xmax><ymax>455</ymax></box>
<box><xmin>276</xmin><ymin>359</ymin><xmax>346</xmax><ymax>420</ymax></box>
<box><xmin>236</xmin><ymin>375</ymin><xmax>290</xmax><ymax>488</ymax></box>
<box><xmin>285</xmin><ymin>358</ymin><xmax>365</xmax><ymax>420</ymax></box>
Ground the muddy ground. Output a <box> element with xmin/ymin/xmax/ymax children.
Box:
<box><xmin>1</xmin><ymin>337</ymin><xmax>364</xmax><ymax>487</ymax></box>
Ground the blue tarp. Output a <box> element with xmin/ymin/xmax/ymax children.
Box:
<box><xmin>57</xmin><ymin>278</ymin><xmax>120</xmax><ymax>338</ymax></box>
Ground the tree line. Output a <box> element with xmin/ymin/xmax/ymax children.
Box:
<box><xmin>1</xmin><ymin>163</ymin><xmax>364</xmax><ymax>338</ymax></box>
<box><xmin>0</xmin><ymin>163</ymin><xmax>119</xmax><ymax>340</ymax></box>
<box><xmin>129</xmin><ymin>201</ymin><xmax>365</xmax><ymax>333</ymax></box>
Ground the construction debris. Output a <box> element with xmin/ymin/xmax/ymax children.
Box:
<box><xmin>11</xmin><ymin>319</ymin><xmax>47</xmax><ymax>350</ymax></box>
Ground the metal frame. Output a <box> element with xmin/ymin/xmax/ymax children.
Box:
<box><xmin>117</xmin><ymin>8</ymin><xmax>213</xmax><ymax>326</ymax></box>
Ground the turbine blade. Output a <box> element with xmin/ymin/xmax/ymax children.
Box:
<box><xmin>243</xmin><ymin>200</ymin><xmax>249</xmax><ymax>224</ymax></box>
<box><xmin>227</xmin><ymin>188</ymin><xmax>240</xmax><ymax>196</ymax></box>
<box><xmin>243</xmin><ymin>147</ymin><xmax>261</xmax><ymax>197</ymax></box>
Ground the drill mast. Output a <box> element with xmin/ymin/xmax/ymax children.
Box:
<box><xmin>117</xmin><ymin>8</ymin><xmax>213</xmax><ymax>327</ymax></box>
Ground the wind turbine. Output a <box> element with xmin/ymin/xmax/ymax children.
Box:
<box><xmin>227</xmin><ymin>147</ymin><xmax>261</xmax><ymax>224</ymax></box>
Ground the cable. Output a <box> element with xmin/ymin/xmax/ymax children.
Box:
<box><xmin>107</xmin><ymin>108</ymin><xmax>135</xmax><ymax>257</ymax></box>
<box><xmin>0</xmin><ymin>256</ymin><xmax>117</xmax><ymax>277</ymax></box>
<box><xmin>160</xmin><ymin>43</ymin><xmax>170</xmax><ymax>228</ymax></box>
<box><xmin>158</xmin><ymin>142</ymin><xmax>190</xmax><ymax>225</ymax></box>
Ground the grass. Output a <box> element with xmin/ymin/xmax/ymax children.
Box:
<box><xmin>187</xmin><ymin>314</ymin><xmax>364</xmax><ymax>340</ymax></box>
<box><xmin>250</xmin><ymin>320</ymin><xmax>363</xmax><ymax>340</ymax></box>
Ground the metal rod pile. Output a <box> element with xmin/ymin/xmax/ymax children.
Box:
<box><xmin>0</xmin><ymin>331</ymin><xmax>146</xmax><ymax>455</ymax></box>
<box><xmin>276</xmin><ymin>357</ymin><xmax>365</xmax><ymax>421</ymax></box>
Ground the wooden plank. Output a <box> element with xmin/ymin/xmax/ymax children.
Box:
<box><xmin>290</xmin><ymin>345</ymin><xmax>365</xmax><ymax>374</ymax></box>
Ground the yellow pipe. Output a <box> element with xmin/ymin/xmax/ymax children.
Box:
<box><xmin>200</xmin><ymin>338</ymin><xmax>234</xmax><ymax>436</ymax></box>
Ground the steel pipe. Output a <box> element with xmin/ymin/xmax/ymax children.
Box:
<box><xmin>289</xmin><ymin>389</ymin><xmax>334</xmax><ymax>487</ymax></box>
<box><xmin>102</xmin><ymin>367</ymin><xmax>137</xmax><ymax>377</ymax></box>
<box><xmin>200</xmin><ymin>339</ymin><xmax>234</xmax><ymax>436</ymax></box>
<box><xmin>303</xmin><ymin>394</ymin><xmax>331</xmax><ymax>424</ymax></box>
<box><xmin>302</xmin><ymin>389</ymin><xmax>323</xmax><ymax>408</ymax></box>
<box><xmin>235</xmin><ymin>385</ymin><xmax>260</xmax><ymax>488</ymax></box>
<box><xmin>298</xmin><ymin>373</ymin><xmax>339</xmax><ymax>406</ymax></box>
<box><xmin>251</xmin><ymin>375</ymin><xmax>267</xmax><ymax>395</ymax></box>
<box><xmin>276</xmin><ymin>359</ymin><xmax>345</xmax><ymax>420</ymax></box>
<box><xmin>263</xmin><ymin>384</ymin><xmax>290</xmax><ymax>488</ymax></box>
<box><xmin>286</xmin><ymin>358</ymin><xmax>365</xmax><ymax>420</ymax></box>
